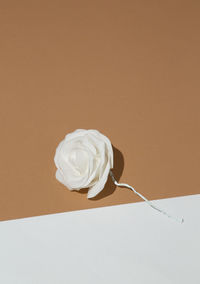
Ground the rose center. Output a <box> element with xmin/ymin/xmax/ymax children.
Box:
<box><xmin>68</xmin><ymin>149</ymin><xmax>89</xmax><ymax>175</ymax></box>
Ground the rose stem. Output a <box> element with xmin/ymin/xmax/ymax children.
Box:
<box><xmin>109</xmin><ymin>171</ymin><xmax>184</xmax><ymax>224</ymax></box>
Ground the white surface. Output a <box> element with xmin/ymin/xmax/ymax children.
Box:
<box><xmin>0</xmin><ymin>194</ymin><xmax>199</xmax><ymax>284</ymax></box>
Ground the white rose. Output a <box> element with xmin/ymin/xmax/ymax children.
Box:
<box><xmin>54</xmin><ymin>129</ymin><xmax>114</xmax><ymax>198</ymax></box>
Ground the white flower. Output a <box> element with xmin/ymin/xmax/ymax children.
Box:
<box><xmin>54</xmin><ymin>129</ymin><xmax>113</xmax><ymax>198</ymax></box>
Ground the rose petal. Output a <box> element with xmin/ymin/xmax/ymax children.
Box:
<box><xmin>54</xmin><ymin>140</ymin><xmax>64</xmax><ymax>169</ymax></box>
<box><xmin>88</xmin><ymin>129</ymin><xmax>113</xmax><ymax>168</ymax></box>
<box><xmin>55</xmin><ymin>169</ymin><xmax>73</xmax><ymax>190</ymax></box>
<box><xmin>87</xmin><ymin>160</ymin><xmax>110</xmax><ymax>198</ymax></box>
<box><xmin>65</xmin><ymin>129</ymin><xmax>87</xmax><ymax>143</ymax></box>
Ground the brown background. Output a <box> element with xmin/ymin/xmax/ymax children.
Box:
<box><xmin>0</xmin><ymin>0</ymin><xmax>200</xmax><ymax>221</ymax></box>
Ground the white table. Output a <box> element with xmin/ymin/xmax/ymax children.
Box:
<box><xmin>0</xmin><ymin>194</ymin><xmax>199</xmax><ymax>284</ymax></box>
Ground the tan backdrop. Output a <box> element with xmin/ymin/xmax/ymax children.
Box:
<box><xmin>0</xmin><ymin>0</ymin><xmax>200</xmax><ymax>221</ymax></box>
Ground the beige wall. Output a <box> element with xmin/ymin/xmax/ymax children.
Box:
<box><xmin>0</xmin><ymin>0</ymin><xmax>200</xmax><ymax>221</ymax></box>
